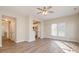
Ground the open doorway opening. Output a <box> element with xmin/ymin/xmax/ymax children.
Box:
<box><xmin>2</xmin><ymin>15</ymin><xmax>16</xmax><ymax>47</ymax></box>
<box><xmin>33</xmin><ymin>20</ymin><xmax>41</xmax><ymax>40</ymax></box>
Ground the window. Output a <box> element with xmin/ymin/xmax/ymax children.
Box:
<box><xmin>51</xmin><ymin>23</ymin><xmax>65</xmax><ymax>37</ymax></box>
<box><xmin>51</xmin><ymin>24</ymin><xmax>57</xmax><ymax>36</ymax></box>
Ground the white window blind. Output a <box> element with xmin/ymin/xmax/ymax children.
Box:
<box><xmin>51</xmin><ymin>23</ymin><xmax>65</xmax><ymax>37</ymax></box>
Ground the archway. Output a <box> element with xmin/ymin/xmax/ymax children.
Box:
<box><xmin>33</xmin><ymin>19</ymin><xmax>41</xmax><ymax>40</ymax></box>
<box><xmin>1</xmin><ymin>15</ymin><xmax>16</xmax><ymax>47</ymax></box>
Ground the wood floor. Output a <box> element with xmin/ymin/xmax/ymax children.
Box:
<box><xmin>0</xmin><ymin>38</ymin><xmax>79</xmax><ymax>53</ymax></box>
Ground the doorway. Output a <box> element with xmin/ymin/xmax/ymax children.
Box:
<box><xmin>2</xmin><ymin>15</ymin><xmax>16</xmax><ymax>47</ymax></box>
<box><xmin>33</xmin><ymin>20</ymin><xmax>41</xmax><ymax>40</ymax></box>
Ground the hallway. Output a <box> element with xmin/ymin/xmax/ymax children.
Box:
<box><xmin>0</xmin><ymin>38</ymin><xmax>79</xmax><ymax>53</ymax></box>
<box><xmin>2</xmin><ymin>39</ymin><xmax>15</xmax><ymax>48</ymax></box>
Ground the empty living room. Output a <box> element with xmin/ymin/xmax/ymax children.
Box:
<box><xmin>0</xmin><ymin>6</ymin><xmax>79</xmax><ymax>53</ymax></box>
<box><xmin>1</xmin><ymin>1</ymin><xmax>79</xmax><ymax>59</ymax></box>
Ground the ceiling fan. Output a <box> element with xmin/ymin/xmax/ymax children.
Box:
<box><xmin>37</xmin><ymin>6</ymin><xmax>54</xmax><ymax>15</ymax></box>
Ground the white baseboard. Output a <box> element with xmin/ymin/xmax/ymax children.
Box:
<box><xmin>43</xmin><ymin>37</ymin><xmax>79</xmax><ymax>43</ymax></box>
<box><xmin>15</xmin><ymin>40</ymin><xmax>27</xmax><ymax>43</ymax></box>
<box><xmin>27</xmin><ymin>40</ymin><xmax>35</xmax><ymax>42</ymax></box>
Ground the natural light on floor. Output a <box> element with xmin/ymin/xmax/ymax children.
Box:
<box><xmin>54</xmin><ymin>41</ymin><xmax>76</xmax><ymax>53</ymax></box>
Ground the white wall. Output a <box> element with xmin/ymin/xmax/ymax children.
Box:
<box><xmin>28</xmin><ymin>17</ymin><xmax>35</xmax><ymax>42</ymax></box>
<box><xmin>43</xmin><ymin>14</ymin><xmax>79</xmax><ymax>42</ymax></box>
<box><xmin>16</xmin><ymin>16</ymin><xmax>29</xmax><ymax>43</ymax></box>
<box><xmin>0</xmin><ymin>21</ymin><xmax>2</xmax><ymax>47</ymax></box>
<box><xmin>40</xmin><ymin>20</ymin><xmax>44</xmax><ymax>38</ymax></box>
<box><xmin>76</xmin><ymin>14</ymin><xmax>79</xmax><ymax>42</ymax></box>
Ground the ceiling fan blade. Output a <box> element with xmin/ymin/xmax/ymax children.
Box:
<box><xmin>47</xmin><ymin>6</ymin><xmax>52</xmax><ymax>9</ymax></box>
<box><xmin>37</xmin><ymin>12</ymin><xmax>42</xmax><ymax>14</ymax></box>
<box><xmin>44</xmin><ymin>6</ymin><xmax>46</xmax><ymax>9</ymax></box>
<box><xmin>48</xmin><ymin>11</ymin><xmax>54</xmax><ymax>13</ymax></box>
<box><xmin>37</xmin><ymin>8</ymin><xmax>43</xmax><ymax>11</ymax></box>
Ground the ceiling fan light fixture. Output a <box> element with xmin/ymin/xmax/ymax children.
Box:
<box><xmin>37</xmin><ymin>6</ymin><xmax>53</xmax><ymax>15</ymax></box>
<box><xmin>42</xmin><ymin>11</ymin><xmax>48</xmax><ymax>15</ymax></box>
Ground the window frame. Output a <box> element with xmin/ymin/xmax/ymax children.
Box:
<box><xmin>51</xmin><ymin>23</ymin><xmax>66</xmax><ymax>37</ymax></box>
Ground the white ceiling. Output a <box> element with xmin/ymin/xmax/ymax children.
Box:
<box><xmin>0</xmin><ymin>6</ymin><xmax>79</xmax><ymax>20</ymax></box>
